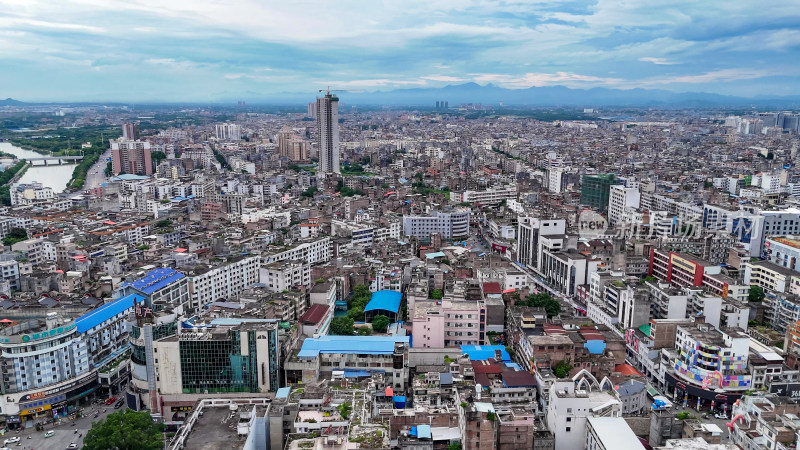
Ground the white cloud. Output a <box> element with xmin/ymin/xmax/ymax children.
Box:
<box><xmin>468</xmin><ymin>72</ymin><xmax>625</xmax><ymax>88</ymax></box>
<box><xmin>642</xmin><ymin>68</ymin><xmax>770</xmax><ymax>85</ymax></box>
<box><xmin>0</xmin><ymin>17</ymin><xmax>105</xmax><ymax>33</ymax></box>
<box><xmin>316</xmin><ymin>79</ymin><xmax>428</xmax><ymax>89</ymax></box>
<box><xmin>421</xmin><ymin>75</ymin><xmax>467</xmax><ymax>82</ymax></box>
<box><xmin>639</xmin><ymin>57</ymin><xmax>678</xmax><ymax>65</ymax></box>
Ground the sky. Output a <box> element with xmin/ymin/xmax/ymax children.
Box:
<box><xmin>1</xmin><ymin>0</ymin><xmax>799</xmax><ymax>102</ymax></box>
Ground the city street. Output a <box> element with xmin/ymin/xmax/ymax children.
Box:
<box><xmin>84</xmin><ymin>149</ymin><xmax>110</xmax><ymax>190</ymax></box>
<box><xmin>671</xmin><ymin>402</ymin><xmax>735</xmax><ymax>444</ymax></box>
<box><xmin>1</xmin><ymin>401</ymin><xmax>120</xmax><ymax>450</ymax></box>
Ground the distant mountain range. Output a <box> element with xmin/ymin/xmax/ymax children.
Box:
<box><xmin>0</xmin><ymin>98</ymin><xmax>25</xmax><ymax>106</ymax></box>
<box><xmin>4</xmin><ymin>84</ymin><xmax>800</xmax><ymax>108</ymax></box>
<box><xmin>267</xmin><ymin>83</ymin><xmax>800</xmax><ymax>108</ymax></box>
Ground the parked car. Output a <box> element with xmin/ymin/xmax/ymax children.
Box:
<box><xmin>715</xmin><ymin>413</ymin><xmax>727</xmax><ymax>419</ymax></box>
<box><xmin>105</xmin><ymin>396</ymin><xmax>117</xmax><ymax>405</ymax></box>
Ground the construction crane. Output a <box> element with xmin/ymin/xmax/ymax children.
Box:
<box><xmin>318</xmin><ymin>87</ymin><xmax>364</xmax><ymax>95</ymax></box>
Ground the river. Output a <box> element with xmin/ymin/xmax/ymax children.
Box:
<box><xmin>0</xmin><ymin>142</ymin><xmax>77</xmax><ymax>193</ymax></box>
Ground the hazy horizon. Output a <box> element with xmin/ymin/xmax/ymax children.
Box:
<box><xmin>1</xmin><ymin>0</ymin><xmax>799</xmax><ymax>102</ymax></box>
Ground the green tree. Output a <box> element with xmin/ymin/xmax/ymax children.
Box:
<box><xmin>552</xmin><ymin>360</ymin><xmax>573</xmax><ymax>378</ymax></box>
<box><xmin>83</xmin><ymin>409</ymin><xmax>165</xmax><ymax>450</ymax></box>
<box><xmin>357</xmin><ymin>326</ymin><xmax>372</xmax><ymax>336</ymax></box>
<box><xmin>2</xmin><ymin>228</ymin><xmax>27</xmax><ymax>247</ymax></box>
<box><xmin>155</xmin><ymin>219</ymin><xmax>172</xmax><ymax>228</ymax></box>
<box><xmin>372</xmin><ymin>315</ymin><xmax>390</xmax><ymax>333</ymax></box>
<box><xmin>329</xmin><ymin>316</ymin><xmax>354</xmax><ymax>335</ymax></box>
<box><xmin>150</xmin><ymin>150</ymin><xmax>167</xmax><ymax>168</ymax></box>
<box><xmin>430</xmin><ymin>289</ymin><xmax>443</xmax><ymax>300</ymax></box>
<box><xmin>448</xmin><ymin>443</ymin><xmax>462</xmax><ymax>450</ymax></box>
<box><xmin>521</xmin><ymin>293</ymin><xmax>561</xmax><ymax>318</ymax></box>
<box><xmin>749</xmin><ymin>285</ymin><xmax>766</xmax><ymax>302</ymax></box>
<box><xmin>301</xmin><ymin>186</ymin><xmax>318</xmax><ymax>198</ymax></box>
<box><xmin>337</xmin><ymin>402</ymin><xmax>352</xmax><ymax>419</ymax></box>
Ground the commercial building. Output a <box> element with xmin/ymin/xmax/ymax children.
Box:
<box><xmin>316</xmin><ymin>93</ymin><xmax>340</xmax><ymax>174</ymax></box>
<box><xmin>648</xmin><ymin>248</ymin><xmax>741</xmax><ymax>299</ymax></box>
<box><xmin>663</xmin><ymin>322</ymin><xmax>751</xmax><ymax>406</ymax></box>
<box><xmin>764</xmin><ymin>236</ymin><xmax>800</xmax><ymax>272</ymax></box>
<box><xmin>111</xmin><ymin>139</ymin><xmax>153</xmax><ymax>176</ymax></box>
<box><xmin>153</xmin><ymin>319</ymin><xmax>280</xmax><ymax>422</ymax></box>
<box><xmin>0</xmin><ymin>295</ymin><xmax>141</xmax><ymax>426</ymax></box>
<box><xmin>119</xmin><ymin>268</ymin><xmax>191</xmax><ymax>413</ymax></box>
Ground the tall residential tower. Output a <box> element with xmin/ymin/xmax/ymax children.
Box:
<box><xmin>316</xmin><ymin>93</ymin><xmax>340</xmax><ymax>174</ymax></box>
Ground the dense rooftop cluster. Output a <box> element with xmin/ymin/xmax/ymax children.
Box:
<box><xmin>0</xmin><ymin>103</ymin><xmax>798</xmax><ymax>449</ymax></box>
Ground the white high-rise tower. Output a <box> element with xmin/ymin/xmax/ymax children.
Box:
<box><xmin>316</xmin><ymin>92</ymin><xmax>340</xmax><ymax>174</ymax></box>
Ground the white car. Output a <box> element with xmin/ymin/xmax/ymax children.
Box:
<box><xmin>714</xmin><ymin>413</ymin><xmax>727</xmax><ymax>419</ymax></box>
<box><xmin>3</xmin><ymin>437</ymin><xmax>19</xmax><ymax>444</ymax></box>
<box><xmin>67</xmin><ymin>443</ymin><xmax>79</xmax><ymax>449</ymax></box>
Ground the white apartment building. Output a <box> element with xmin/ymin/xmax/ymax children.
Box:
<box><xmin>607</xmin><ymin>184</ymin><xmax>641</xmax><ymax>225</ymax></box>
<box><xmin>215</xmin><ymin>122</ymin><xmax>242</xmax><ymax>141</ymax></box>
<box><xmin>586</xmin><ymin>417</ymin><xmax>641</xmax><ymax>450</ymax></box>
<box><xmin>451</xmin><ymin>186</ymin><xmax>516</xmax><ymax>205</ymax></box>
<box><xmin>259</xmin><ymin>260</ymin><xmax>311</xmax><ymax>293</ymax></box>
<box><xmin>262</xmin><ymin>237</ymin><xmax>331</xmax><ymax>265</ymax></box>
<box><xmin>546</xmin><ymin>379</ymin><xmax>621</xmax><ymax>450</ymax></box>
<box><xmin>10</xmin><ymin>182</ymin><xmax>55</xmax><ymax>206</ymax></box>
<box><xmin>187</xmin><ymin>255</ymin><xmax>261</xmax><ymax>309</ymax></box>
<box><xmin>402</xmin><ymin>209</ymin><xmax>470</xmax><ymax>239</ymax></box>
<box><xmin>515</xmin><ymin>217</ymin><xmax>567</xmax><ymax>273</ymax></box>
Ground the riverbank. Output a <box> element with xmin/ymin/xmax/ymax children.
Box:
<box><xmin>1</xmin><ymin>140</ymin><xmax>51</xmax><ymax>155</ymax></box>
<box><xmin>0</xmin><ymin>160</ymin><xmax>29</xmax><ymax>205</ymax></box>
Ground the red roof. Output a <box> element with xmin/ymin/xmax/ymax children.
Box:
<box><xmin>482</xmin><ymin>282</ymin><xmax>503</xmax><ymax>295</ymax></box>
<box><xmin>299</xmin><ymin>304</ymin><xmax>329</xmax><ymax>325</ymax></box>
<box><xmin>472</xmin><ymin>362</ymin><xmax>503</xmax><ymax>374</ymax></box>
<box><xmin>614</xmin><ymin>364</ymin><xmax>643</xmax><ymax>377</ymax></box>
<box><xmin>385</xmin><ymin>387</ymin><xmax>394</xmax><ymax>397</ymax></box>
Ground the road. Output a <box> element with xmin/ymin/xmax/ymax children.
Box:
<box><xmin>672</xmin><ymin>402</ymin><xmax>736</xmax><ymax>444</ymax></box>
<box><xmin>84</xmin><ymin>149</ymin><xmax>110</xmax><ymax>190</ymax></box>
<box><xmin>1</xmin><ymin>401</ymin><xmax>120</xmax><ymax>450</ymax></box>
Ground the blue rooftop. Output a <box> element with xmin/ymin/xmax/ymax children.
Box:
<box><xmin>123</xmin><ymin>268</ymin><xmax>185</xmax><ymax>294</ymax></box>
<box><xmin>461</xmin><ymin>345</ymin><xmax>511</xmax><ymax>362</ymax></box>
<box><xmin>276</xmin><ymin>387</ymin><xmax>291</xmax><ymax>399</ymax></box>
<box><xmin>76</xmin><ymin>294</ymin><xmax>144</xmax><ymax>333</ymax></box>
<box><xmin>584</xmin><ymin>340</ymin><xmax>606</xmax><ymax>355</ymax></box>
<box><xmin>297</xmin><ymin>335</ymin><xmax>409</xmax><ymax>358</ymax></box>
<box><xmin>364</xmin><ymin>290</ymin><xmax>402</xmax><ymax>314</ymax></box>
<box><xmin>108</xmin><ymin>174</ymin><xmax>149</xmax><ymax>182</ymax></box>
